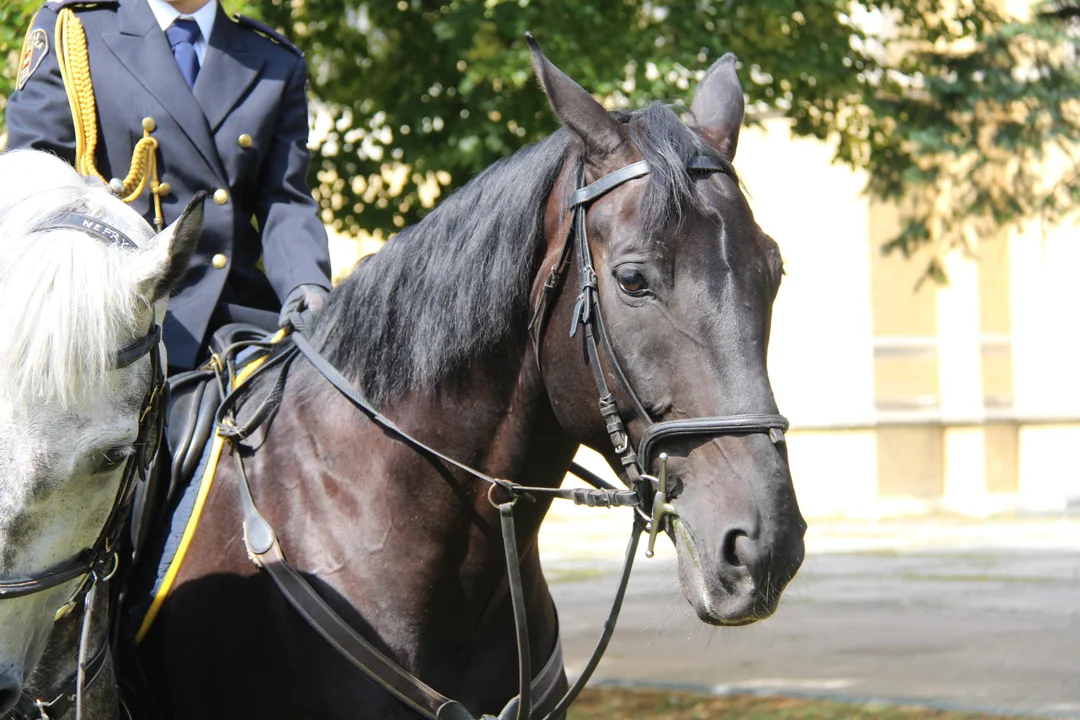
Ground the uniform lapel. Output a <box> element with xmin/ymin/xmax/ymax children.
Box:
<box><xmin>100</xmin><ymin>0</ymin><xmax>226</xmax><ymax>182</ymax></box>
<box><xmin>194</xmin><ymin>7</ymin><xmax>264</xmax><ymax>133</ymax></box>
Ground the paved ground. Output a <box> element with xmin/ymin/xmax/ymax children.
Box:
<box><xmin>538</xmin><ymin>509</ymin><xmax>1080</xmax><ymax>719</ymax></box>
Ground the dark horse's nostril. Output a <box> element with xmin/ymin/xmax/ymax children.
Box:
<box><xmin>722</xmin><ymin>529</ymin><xmax>748</xmax><ymax>568</ymax></box>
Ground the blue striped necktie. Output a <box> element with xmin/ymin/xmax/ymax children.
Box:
<box><xmin>165</xmin><ymin>18</ymin><xmax>200</xmax><ymax>90</ymax></box>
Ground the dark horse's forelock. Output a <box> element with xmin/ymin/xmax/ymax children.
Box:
<box><xmin>310</xmin><ymin>103</ymin><xmax>726</xmax><ymax>405</ymax></box>
<box><xmin>625</xmin><ymin>105</ymin><xmax>733</xmax><ymax>240</ymax></box>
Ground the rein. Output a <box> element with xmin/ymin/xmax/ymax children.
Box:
<box><xmin>0</xmin><ymin>216</ymin><xmax>166</xmax><ymax>720</ymax></box>
<box><xmin>213</xmin><ymin>154</ymin><xmax>788</xmax><ymax>720</ymax></box>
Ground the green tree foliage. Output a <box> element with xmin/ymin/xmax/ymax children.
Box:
<box><xmin>2</xmin><ymin>1</ymin><xmax>1078</xmax><ymax>275</ymax></box>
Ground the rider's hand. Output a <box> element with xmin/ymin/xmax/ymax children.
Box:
<box><xmin>278</xmin><ymin>284</ymin><xmax>330</xmax><ymax>329</ymax></box>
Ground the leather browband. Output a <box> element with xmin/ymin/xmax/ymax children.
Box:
<box><xmin>41</xmin><ymin>212</ymin><xmax>140</xmax><ymax>250</ymax></box>
<box><xmin>570</xmin><ymin>161</ymin><xmax>650</xmax><ymax>207</ymax></box>
<box><xmin>115</xmin><ymin>324</ymin><xmax>161</xmax><ymax>369</ymax></box>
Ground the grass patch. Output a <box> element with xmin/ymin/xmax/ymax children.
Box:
<box><xmin>566</xmin><ymin>688</ymin><xmax>1039</xmax><ymax>719</ymax></box>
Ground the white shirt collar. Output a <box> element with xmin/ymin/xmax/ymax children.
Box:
<box><xmin>146</xmin><ymin>0</ymin><xmax>218</xmax><ymax>62</ymax></box>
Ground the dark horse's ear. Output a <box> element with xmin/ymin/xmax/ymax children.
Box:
<box><xmin>691</xmin><ymin>53</ymin><xmax>745</xmax><ymax>161</ymax></box>
<box><xmin>526</xmin><ymin>32</ymin><xmax>633</xmax><ymax>176</ymax></box>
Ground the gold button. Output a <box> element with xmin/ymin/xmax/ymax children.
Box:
<box><xmin>211</xmin><ymin>253</ymin><xmax>228</xmax><ymax>269</ymax></box>
<box><xmin>238</xmin><ymin>133</ymin><xmax>252</xmax><ymax>148</ymax></box>
<box><xmin>213</xmin><ymin>188</ymin><xmax>229</xmax><ymax>205</ymax></box>
<box><xmin>156</xmin><ymin>181</ymin><xmax>171</xmax><ymax>196</ymax></box>
<box><xmin>141</xmin><ymin>117</ymin><xmax>156</xmax><ymax>132</ymax></box>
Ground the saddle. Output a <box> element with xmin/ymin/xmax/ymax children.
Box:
<box><xmin>129</xmin><ymin>322</ymin><xmax>272</xmax><ymax>562</ymax></box>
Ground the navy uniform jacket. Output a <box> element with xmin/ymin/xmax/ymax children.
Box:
<box><xmin>6</xmin><ymin>0</ymin><xmax>332</xmax><ymax>369</ymax></box>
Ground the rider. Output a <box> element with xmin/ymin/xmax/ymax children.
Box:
<box><xmin>5</xmin><ymin>0</ymin><xmax>332</xmax><ymax>372</ymax></box>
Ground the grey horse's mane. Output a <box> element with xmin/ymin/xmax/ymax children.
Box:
<box><xmin>0</xmin><ymin>150</ymin><xmax>157</xmax><ymax>405</ymax></box>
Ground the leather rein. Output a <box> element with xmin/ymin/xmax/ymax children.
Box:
<box><xmin>214</xmin><ymin>154</ymin><xmax>788</xmax><ymax>720</ymax></box>
<box><xmin>0</xmin><ymin>215</ymin><xmax>167</xmax><ymax>720</ymax></box>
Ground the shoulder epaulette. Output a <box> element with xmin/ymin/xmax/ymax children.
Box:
<box><xmin>43</xmin><ymin>0</ymin><xmax>118</xmax><ymax>10</ymax></box>
<box><xmin>233</xmin><ymin>15</ymin><xmax>302</xmax><ymax>57</ymax></box>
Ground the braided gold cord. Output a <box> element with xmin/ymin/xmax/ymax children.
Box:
<box><xmin>54</xmin><ymin>8</ymin><xmax>163</xmax><ymax>228</ymax></box>
<box><xmin>119</xmin><ymin>135</ymin><xmax>159</xmax><ymax>202</ymax></box>
<box><xmin>55</xmin><ymin>8</ymin><xmax>103</xmax><ymax>181</ymax></box>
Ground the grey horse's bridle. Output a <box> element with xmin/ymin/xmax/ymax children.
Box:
<box><xmin>0</xmin><ymin>214</ymin><xmax>167</xmax><ymax>720</ymax></box>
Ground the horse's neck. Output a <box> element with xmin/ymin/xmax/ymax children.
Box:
<box><xmin>289</xmin><ymin>335</ymin><xmax>574</xmax><ymax>518</ymax></box>
<box><xmin>391</xmin><ymin>349</ymin><xmax>572</xmax><ymax>478</ymax></box>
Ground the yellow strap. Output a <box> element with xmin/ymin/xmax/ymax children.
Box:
<box><xmin>54</xmin><ymin>9</ymin><xmax>164</xmax><ymax>229</ymax></box>
<box><xmin>135</xmin><ymin>329</ymin><xmax>289</xmax><ymax>644</ymax></box>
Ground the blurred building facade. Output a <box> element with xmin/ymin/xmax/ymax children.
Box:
<box><xmin>738</xmin><ymin>117</ymin><xmax>1080</xmax><ymax>519</ymax></box>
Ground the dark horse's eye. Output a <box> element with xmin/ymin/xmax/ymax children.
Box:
<box><xmin>616</xmin><ymin>266</ymin><xmax>650</xmax><ymax>296</ymax></box>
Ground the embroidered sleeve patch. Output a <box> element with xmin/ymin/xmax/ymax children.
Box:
<box><xmin>17</xmin><ymin>27</ymin><xmax>49</xmax><ymax>91</ymax></box>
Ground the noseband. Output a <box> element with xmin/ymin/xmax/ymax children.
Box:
<box><xmin>531</xmin><ymin>155</ymin><xmax>789</xmax><ymax>553</ymax></box>
<box><xmin>0</xmin><ymin>214</ymin><xmax>166</xmax><ymax>720</ymax></box>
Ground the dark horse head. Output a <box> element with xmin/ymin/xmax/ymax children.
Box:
<box><xmin>526</xmin><ymin>43</ymin><xmax>806</xmax><ymax>624</ymax></box>
<box><xmin>134</xmin><ymin>37</ymin><xmax>806</xmax><ymax>720</ymax></box>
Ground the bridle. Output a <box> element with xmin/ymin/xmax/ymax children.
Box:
<box><xmin>0</xmin><ymin>214</ymin><xmax>167</xmax><ymax>720</ymax></box>
<box><xmin>214</xmin><ymin>151</ymin><xmax>789</xmax><ymax>720</ymax></box>
<box><xmin>530</xmin><ymin>155</ymin><xmax>789</xmax><ymax>554</ymax></box>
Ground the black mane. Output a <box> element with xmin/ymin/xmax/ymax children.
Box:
<box><xmin>310</xmin><ymin>103</ymin><xmax>723</xmax><ymax>405</ymax></box>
